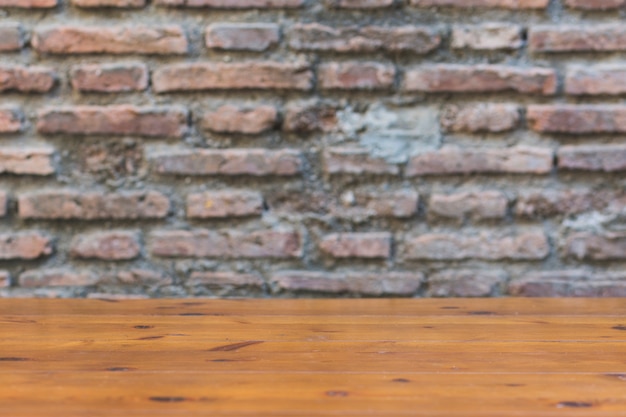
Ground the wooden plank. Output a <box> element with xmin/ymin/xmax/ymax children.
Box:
<box><xmin>1</xmin><ymin>298</ymin><xmax>625</xmax><ymax>317</ymax></box>
<box><xmin>0</xmin><ymin>341</ymin><xmax>625</xmax><ymax>373</ymax></box>
<box><xmin>1</xmin><ymin>372</ymin><xmax>625</xmax><ymax>415</ymax></box>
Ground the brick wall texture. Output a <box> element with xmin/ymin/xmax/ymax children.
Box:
<box><xmin>1</xmin><ymin>0</ymin><xmax>626</xmax><ymax>299</ymax></box>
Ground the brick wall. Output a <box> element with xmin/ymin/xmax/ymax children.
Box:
<box><xmin>1</xmin><ymin>0</ymin><xmax>625</xmax><ymax>298</ymax></box>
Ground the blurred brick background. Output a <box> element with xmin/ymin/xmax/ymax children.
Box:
<box><xmin>1</xmin><ymin>0</ymin><xmax>625</xmax><ymax>298</ymax></box>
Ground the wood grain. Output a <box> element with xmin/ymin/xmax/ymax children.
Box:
<box><xmin>1</xmin><ymin>298</ymin><xmax>626</xmax><ymax>416</ymax></box>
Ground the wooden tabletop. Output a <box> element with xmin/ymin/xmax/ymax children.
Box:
<box><xmin>1</xmin><ymin>298</ymin><xmax>626</xmax><ymax>416</ymax></box>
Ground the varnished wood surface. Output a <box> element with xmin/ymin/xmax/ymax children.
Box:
<box><xmin>1</xmin><ymin>298</ymin><xmax>626</xmax><ymax>416</ymax></box>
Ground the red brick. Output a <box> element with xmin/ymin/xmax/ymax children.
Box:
<box><xmin>429</xmin><ymin>191</ymin><xmax>508</xmax><ymax>221</ymax></box>
<box><xmin>70</xmin><ymin>63</ymin><xmax>148</xmax><ymax>93</ymax></box>
<box><xmin>187</xmin><ymin>272</ymin><xmax>264</xmax><ymax>288</ymax></box>
<box><xmin>404</xmin><ymin>65</ymin><xmax>556</xmax><ymax>95</ymax></box>
<box><xmin>509</xmin><ymin>271</ymin><xmax>626</xmax><ymax>297</ymax></box>
<box><xmin>327</xmin><ymin>0</ymin><xmax>393</xmax><ymax>7</ymax></box>
<box><xmin>88</xmin><ymin>293</ymin><xmax>149</xmax><ymax>300</ymax></box>
<box><xmin>155</xmin><ymin>0</ymin><xmax>303</xmax><ymax>7</ymax></box>
<box><xmin>70</xmin><ymin>231</ymin><xmax>140</xmax><ymax>260</ymax></box>
<box><xmin>271</xmin><ymin>271</ymin><xmax>423</xmax><ymax>296</ymax></box>
<box><xmin>528</xmin><ymin>105</ymin><xmax>626</xmax><ymax>134</ymax></box>
<box><xmin>187</xmin><ymin>191</ymin><xmax>263</xmax><ymax>218</ymax></box>
<box><xmin>71</xmin><ymin>0</ymin><xmax>145</xmax><ymax>7</ymax></box>
<box><xmin>516</xmin><ymin>189</ymin><xmax>625</xmax><ymax>218</ymax></box>
<box><xmin>150</xmin><ymin>229</ymin><xmax>302</xmax><ymax>258</ymax></box>
<box><xmin>153</xmin><ymin>62</ymin><xmax>312</xmax><ymax>92</ymax></box>
<box><xmin>18</xmin><ymin>190</ymin><xmax>170</xmax><ymax>220</ymax></box>
<box><xmin>0</xmin><ymin>232</ymin><xmax>52</xmax><ymax>260</ymax></box>
<box><xmin>0</xmin><ymin>147</ymin><xmax>55</xmax><ymax>176</ymax></box>
<box><xmin>441</xmin><ymin>103</ymin><xmax>520</xmax><ymax>133</ymax></box>
<box><xmin>103</xmin><ymin>269</ymin><xmax>173</xmax><ymax>286</ymax></box>
<box><xmin>410</xmin><ymin>0</ymin><xmax>548</xmax><ymax>7</ymax></box>
<box><xmin>403</xmin><ymin>231</ymin><xmax>549</xmax><ymax>260</ymax></box>
<box><xmin>330</xmin><ymin>189</ymin><xmax>419</xmax><ymax>220</ymax></box>
<box><xmin>0</xmin><ymin>65</ymin><xmax>56</xmax><ymax>93</ymax></box>
<box><xmin>19</xmin><ymin>270</ymin><xmax>98</xmax><ymax>287</ymax></box>
<box><xmin>323</xmin><ymin>148</ymin><xmax>400</xmax><ymax>175</ymax></box>
<box><xmin>565</xmin><ymin>0</ymin><xmax>624</xmax><ymax>9</ymax></box>
<box><xmin>287</xmin><ymin>24</ymin><xmax>440</xmax><ymax>53</ymax></box>
<box><xmin>0</xmin><ymin>191</ymin><xmax>6</xmax><ymax>217</ymax></box>
<box><xmin>451</xmin><ymin>24</ymin><xmax>523</xmax><ymax>50</ymax></box>
<box><xmin>32</xmin><ymin>25</ymin><xmax>187</xmax><ymax>55</ymax></box>
<box><xmin>283</xmin><ymin>101</ymin><xmax>338</xmax><ymax>133</ymax></box>
<box><xmin>0</xmin><ymin>107</ymin><xmax>22</xmax><ymax>133</ymax></box>
<box><xmin>529</xmin><ymin>25</ymin><xmax>626</xmax><ymax>52</ymax></box>
<box><xmin>558</xmin><ymin>145</ymin><xmax>626</xmax><ymax>172</ymax></box>
<box><xmin>0</xmin><ymin>23</ymin><xmax>23</xmax><ymax>51</ymax></box>
<box><xmin>201</xmin><ymin>105</ymin><xmax>277</xmax><ymax>135</ymax></box>
<box><xmin>206</xmin><ymin>23</ymin><xmax>280</xmax><ymax>51</ymax></box>
<box><xmin>564</xmin><ymin>232</ymin><xmax>626</xmax><ymax>260</ymax></box>
<box><xmin>318</xmin><ymin>62</ymin><xmax>395</xmax><ymax>90</ymax></box>
<box><xmin>566</xmin><ymin>65</ymin><xmax>626</xmax><ymax>96</ymax></box>
<box><xmin>152</xmin><ymin>148</ymin><xmax>302</xmax><ymax>176</ymax></box>
<box><xmin>37</xmin><ymin>105</ymin><xmax>187</xmax><ymax>137</ymax></box>
<box><xmin>426</xmin><ymin>270</ymin><xmax>506</xmax><ymax>297</ymax></box>
<box><xmin>0</xmin><ymin>0</ymin><xmax>56</xmax><ymax>7</ymax></box>
<box><xmin>406</xmin><ymin>146</ymin><xmax>553</xmax><ymax>176</ymax></box>
<box><xmin>319</xmin><ymin>232</ymin><xmax>392</xmax><ymax>259</ymax></box>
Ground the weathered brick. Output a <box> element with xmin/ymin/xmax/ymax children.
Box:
<box><xmin>516</xmin><ymin>189</ymin><xmax>625</xmax><ymax>218</ymax></box>
<box><xmin>0</xmin><ymin>23</ymin><xmax>23</xmax><ymax>52</ymax></box>
<box><xmin>563</xmin><ymin>232</ymin><xmax>626</xmax><ymax>260</ymax></box>
<box><xmin>271</xmin><ymin>271</ymin><xmax>424</xmax><ymax>296</ymax></box>
<box><xmin>150</xmin><ymin>229</ymin><xmax>302</xmax><ymax>258</ymax></box>
<box><xmin>70</xmin><ymin>63</ymin><xmax>148</xmax><ymax>93</ymax></box>
<box><xmin>201</xmin><ymin>105</ymin><xmax>277</xmax><ymax>135</ymax></box>
<box><xmin>451</xmin><ymin>24</ymin><xmax>523</xmax><ymax>50</ymax></box>
<box><xmin>403</xmin><ymin>231</ymin><xmax>549</xmax><ymax>260</ymax></box>
<box><xmin>156</xmin><ymin>0</ymin><xmax>303</xmax><ymax>7</ymax></box>
<box><xmin>0</xmin><ymin>232</ymin><xmax>52</xmax><ymax>260</ymax></box>
<box><xmin>70</xmin><ymin>231</ymin><xmax>140</xmax><ymax>260</ymax></box>
<box><xmin>283</xmin><ymin>102</ymin><xmax>338</xmax><ymax>133</ymax></box>
<box><xmin>529</xmin><ymin>25</ymin><xmax>626</xmax><ymax>52</ymax></box>
<box><xmin>319</xmin><ymin>232</ymin><xmax>392</xmax><ymax>259</ymax></box>
<box><xmin>153</xmin><ymin>62</ymin><xmax>312</xmax><ymax>92</ymax></box>
<box><xmin>0</xmin><ymin>147</ymin><xmax>55</xmax><ymax>176</ymax></box>
<box><xmin>287</xmin><ymin>24</ymin><xmax>440</xmax><ymax>53</ymax></box>
<box><xmin>19</xmin><ymin>270</ymin><xmax>98</xmax><ymax>287</ymax></box>
<box><xmin>0</xmin><ymin>191</ymin><xmax>6</xmax><ymax>217</ymax></box>
<box><xmin>426</xmin><ymin>270</ymin><xmax>506</xmax><ymax>297</ymax></box>
<box><xmin>206</xmin><ymin>23</ymin><xmax>280</xmax><ymax>51</ymax></box>
<box><xmin>187</xmin><ymin>272</ymin><xmax>264</xmax><ymax>288</ymax></box>
<box><xmin>566</xmin><ymin>65</ymin><xmax>626</xmax><ymax>96</ymax></box>
<box><xmin>37</xmin><ymin>105</ymin><xmax>187</xmax><ymax>137</ymax></box>
<box><xmin>152</xmin><ymin>148</ymin><xmax>302</xmax><ymax>176</ymax></box>
<box><xmin>32</xmin><ymin>26</ymin><xmax>187</xmax><ymax>55</ymax></box>
<box><xmin>71</xmin><ymin>0</ymin><xmax>145</xmax><ymax>7</ymax></box>
<box><xmin>509</xmin><ymin>271</ymin><xmax>626</xmax><ymax>297</ymax></box>
<box><xmin>330</xmin><ymin>189</ymin><xmax>419</xmax><ymax>219</ymax></box>
<box><xmin>406</xmin><ymin>146</ymin><xmax>553</xmax><ymax>176</ymax></box>
<box><xmin>98</xmin><ymin>269</ymin><xmax>173</xmax><ymax>287</ymax></box>
<box><xmin>404</xmin><ymin>65</ymin><xmax>556</xmax><ymax>95</ymax></box>
<box><xmin>88</xmin><ymin>293</ymin><xmax>149</xmax><ymax>300</ymax></box>
<box><xmin>0</xmin><ymin>107</ymin><xmax>22</xmax><ymax>133</ymax></box>
<box><xmin>565</xmin><ymin>0</ymin><xmax>624</xmax><ymax>9</ymax></box>
<box><xmin>528</xmin><ymin>105</ymin><xmax>626</xmax><ymax>134</ymax></box>
<box><xmin>0</xmin><ymin>270</ymin><xmax>8</xmax><ymax>288</ymax></box>
<box><xmin>441</xmin><ymin>103</ymin><xmax>520</xmax><ymax>133</ymax></box>
<box><xmin>327</xmin><ymin>0</ymin><xmax>393</xmax><ymax>7</ymax></box>
<box><xmin>323</xmin><ymin>148</ymin><xmax>400</xmax><ymax>175</ymax></box>
<box><xmin>318</xmin><ymin>62</ymin><xmax>395</xmax><ymax>90</ymax></box>
<box><xmin>187</xmin><ymin>191</ymin><xmax>263</xmax><ymax>218</ymax></box>
<box><xmin>410</xmin><ymin>0</ymin><xmax>548</xmax><ymax>8</ymax></box>
<box><xmin>0</xmin><ymin>65</ymin><xmax>56</xmax><ymax>93</ymax></box>
<box><xmin>0</xmin><ymin>0</ymin><xmax>56</xmax><ymax>7</ymax></box>
<box><xmin>429</xmin><ymin>191</ymin><xmax>508</xmax><ymax>221</ymax></box>
<box><xmin>558</xmin><ymin>145</ymin><xmax>626</xmax><ymax>172</ymax></box>
<box><xmin>18</xmin><ymin>190</ymin><xmax>170</xmax><ymax>220</ymax></box>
